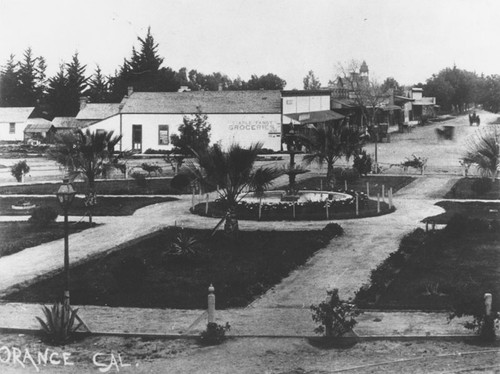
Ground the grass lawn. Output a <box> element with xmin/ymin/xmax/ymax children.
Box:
<box><xmin>5</xmin><ymin>225</ymin><xmax>341</xmax><ymax>309</ymax></box>
<box><xmin>278</xmin><ymin>175</ymin><xmax>415</xmax><ymax>196</ymax></box>
<box><xmin>0</xmin><ymin>196</ymin><xmax>176</xmax><ymax>216</ymax></box>
<box><xmin>364</xmin><ymin>230</ymin><xmax>500</xmax><ymax>311</ymax></box>
<box><xmin>444</xmin><ymin>178</ymin><xmax>500</xmax><ymax>199</ymax></box>
<box><xmin>0</xmin><ymin>221</ymin><xmax>95</xmax><ymax>258</ymax></box>
<box><xmin>423</xmin><ymin>201</ymin><xmax>500</xmax><ymax>224</ymax></box>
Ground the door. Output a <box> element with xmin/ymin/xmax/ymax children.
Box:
<box><xmin>132</xmin><ymin>125</ymin><xmax>142</xmax><ymax>152</ymax></box>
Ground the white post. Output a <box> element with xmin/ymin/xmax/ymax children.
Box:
<box><xmin>326</xmin><ymin>203</ymin><xmax>329</xmax><ymax>220</ymax></box>
<box><xmin>21</xmin><ymin>173</ymin><xmax>25</xmax><ymax>183</ymax></box>
<box><xmin>382</xmin><ymin>185</ymin><xmax>385</xmax><ymax>203</ymax></box>
<box><xmin>205</xmin><ymin>193</ymin><xmax>209</xmax><ymax>215</ymax></box>
<box><xmin>208</xmin><ymin>284</ymin><xmax>215</xmax><ymax>323</ymax></box>
<box><xmin>389</xmin><ymin>188</ymin><xmax>393</xmax><ymax>209</ymax></box>
<box><xmin>259</xmin><ymin>197</ymin><xmax>262</xmax><ymax>220</ymax></box>
<box><xmin>485</xmin><ymin>293</ymin><xmax>492</xmax><ymax>317</ymax></box>
<box><xmin>377</xmin><ymin>193</ymin><xmax>380</xmax><ymax>213</ymax></box>
<box><xmin>344</xmin><ymin>180</ymin><xmax>348</xmax><ymax>191</ymax></box>
<box><xmin>366</xmin><ymin>182</ymin><xmax>370</xmax><ymax>198</ymax></box>
<box><xmin>355</xmin><ymin>193</ymin><xmax>359</xmax><ymax>216</ymax></box>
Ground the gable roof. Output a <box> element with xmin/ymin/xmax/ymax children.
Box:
<box><xmin>120</xmin><ymin>90</ymin><xmax>282</xmax><ymax>114</ymax></box>
<box><xmin>76</xmin><ymin>103</ymin><xmax>121</xmax><ymax>120</ymax></box>
<box><xmin>0</xmin><ymin>107</ymin><xmax>35</xmax><ymax>123</ymax></box>
<box><xmin>27</xmin><ymin>117</ymin><xmax>52</xmax><ymax>126</ymax></box>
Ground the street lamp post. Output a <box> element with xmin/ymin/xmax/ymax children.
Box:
<box><xmin>56</xmin><ymin>178</ymin><xmax>76</xmax><ymax>307</ymax></box>
<box><xmin>373</xmin><ymin>124</ymin><xmax>379</xmax><ymax>174</ymax></box>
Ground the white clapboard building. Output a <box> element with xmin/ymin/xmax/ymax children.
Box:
<box><xmin>86</xmin><ymin>89</ymin><xmax>283</xmax><ymax>152</ymax></box>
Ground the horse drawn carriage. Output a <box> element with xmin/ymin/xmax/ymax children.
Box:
<box><xmin>469</xmin><ymin>112</ymin><xmax>480</xmax><ymax>126</ymax></box>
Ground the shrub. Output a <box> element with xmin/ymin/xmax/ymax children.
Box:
<box><xmin>141</xmin><ymin>162</ymin><xmax>163</xmax><ymax>177</ymax></box>
<box><xmin>10</xmin><ymin>160</ymin><xmax>30</xmax><ymax>182</ymax></box>
<box><xmin>198</xmin><ymin>322</ymin><xmax>231</xmax><ymax>345</ymax></box>
<box><xmin>29</xmin><ymin>206</ymin><xmax>58</xmax><ymax>227</ymax></box>
<box><xmin>470</xmin><ymin>178</ymin><xmax>493</xmax><ymax>196</ymax></box>
<box><xmin>130</xmin><ymin>171</ymin><xmax>147</xmax><ymax>187</ymax></box>
<box><xmin>36</xmin><ymin>302</ymin><xmax>83</xmax><ymax>345</ymax></box>
<box><xmin>333</xmin><ymin>167</ymin><xmax>360</xmax><ymax>183</ymax></box>
<box><xmin>449</xmin><ymin>295</ymin><xmax>499</xmax><ymax>342</ymax></box>
<box><xmin>321</xmin><ymin>223</ymin><xmax>344</xmax><ymax>239</ymax></box>
<box><xmin>352</xmin><ymin>150</ymin><xmax>372</xmax><ymax>176</ymax></box>
<box><xmin>310</xmin><ymin>289</ymin><xmax>361</xmax><ymax>337</ymax></box>
<box><xmin>166</xmin><ymin>230</ymin><xmax>202</xmax><ymax>258</ymax></box>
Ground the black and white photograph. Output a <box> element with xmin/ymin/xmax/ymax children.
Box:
<box><xmin>0</xmin><ymin>0</ymin><xmax>499</xmax><ymax>372</ymax></box>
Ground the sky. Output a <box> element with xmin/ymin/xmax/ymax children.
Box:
<box><xmin>0</xmin><ymin>0</ymin><xmax>499</xmax><ymax>90</ymax></box>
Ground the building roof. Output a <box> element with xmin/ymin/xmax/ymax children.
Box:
<box><xmin>27</xmin><ymin>117</ymin><xmax>52</xmax><ymax>126</ymax></box>
<box><xmin>76</xmin><ymin>103</ymin><xmax>121</xmax><ymax>120</ymax></box>
<box><xmin>120</xmin><ymin>90</ymin><xmax>282</xmax><ymax>114</ymax></box>
<box><xmin>284</xmin><ymin>110</ymin><xmax>344</xmax><ymax>125</ymax></box>
<box><xmin>24</xmin><ymin>123</ymin><xmax>54</xmax><ymax>133</ymax></box>
<box><xmin>0</xmin><ymin>107</ymin><xmax>35</xmax><ymax>123</ymax></box>
<box><xmin>281</xmin><ymin>90</ymin><xmax>331</xmax><ymax>97</ymax></box>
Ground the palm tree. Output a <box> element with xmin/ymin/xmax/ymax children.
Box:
<box><xmin>186</xmin><ymin>142</ymin><xmax>282</xmax><ymax>235</ymax></box>
<box><xmin>48</xmin><ymin>129</ymin><xmax>122</xmax><ymax>223</ymax></box>
<box><xmin>463</xmin><ymin>127</ymin><xmax>500</xmax><ymax>181</ymax></box>
<box><xmin>302</xmin><ymin>123</ymin><xmax>364</xmax><ymax>190</ymax></box>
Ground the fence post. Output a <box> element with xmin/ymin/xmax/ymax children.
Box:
<box><xmin>292</xmin><ymin>202</ymin><xmax>296</xmax><ymax>219</ymax></box>
<box><xmin>355</xmin><ymin>193</ymin><xmax>359</xmax><ymax>216</ymax></box>
<box><xmin>344</xmin><ymin>180</ymin><xmax>348</xmax><ymax>191</ymax></box>
<box><xmin>208</xmin><ymin>284</ymin><xmax>215</xmax><ymax>324</ymax></box>
<box><xmin>191</xmin><ymin>189</ymin><xmax>195</xmax><ymax>210</ymax></box>
<box><xmin>259</xmin><ymin>197</ymin><xmax>262</xmax><ymax>220</ymax></box>
<box><xmin>377</xmin><ymin>193</ymin><xmax>380</xmax><ymax>213</ymax></box>
<box><xmin>205</xmin><ymin>193</ymin><xmax>209</xmax><ymax>215</ymax></box>
<box><xmin>320</xmin><ymin>179</ymin><xmax>323</xmax><ymax>191</ymax></box>
<box><xmin>388</xmin><ymin>188</ymin><xmax>393</xmax><ymax>209</ymax></box>
<box><xmin>326</xmin><ymin>203</ymin><xmax>329</xmax><ymax>220</ymax></box>
<box><xmin>483</xmin><ymin>293</ymin><xmax>495</xmax><ymax>341</ymax></box>
<box><xmin>382</xmin><ymin>185</ymin><xmax>385</xmax><ymax>203</ymax></box>
<box><xmin>366</xmin><ymin>182</ymin><xmax>370</xmax><ymax>198</ymax></box>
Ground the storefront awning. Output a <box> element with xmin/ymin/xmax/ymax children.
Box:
<box><xmin>284</xmin><ymin>110</ymin><xmax>344</xmax><ymax>125</ymax></box>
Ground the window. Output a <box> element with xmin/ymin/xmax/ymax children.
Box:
<box><xmin>9</xmin><ymin>123</ymin><xmax>15</xmax><ymax>134</ymax></box>
<box><xmin>158</xmin><ymin>125</ymin><xmax>169</xmax><ymax>145</ymax></box>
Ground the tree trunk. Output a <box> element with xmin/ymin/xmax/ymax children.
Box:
<box><xmin>326</xmin><ymin>163</ymin><xmax>335</xmax><ymax>191</ymax></box>
<box><xmin>224</xmin><ymin>206</ymin><xmax>239</xmax><ymax>237</ymax></box>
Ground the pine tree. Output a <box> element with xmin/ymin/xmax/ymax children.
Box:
<box><xmin>65</xmin><ymin>52</ymin><xmax>88</xmax><ymax>115</ymax></box>
<box><xmin>88</xmin><ymin>65</ymin><xmax>110</xmax><ymax>103</ymax></box>
<box><xmin>0</xmin><ymin>55</ymin><xmax>20</xmax><ymax>107</ymax></box>
<box><xmin>17</xmin><ymin>48</ymin><xmax>40</xmax><ymax>106</ymax></box>
<box><xmin>46</xmin><ymin>64</ymin><xmax>70</xmax><ymax>117</ymax></box>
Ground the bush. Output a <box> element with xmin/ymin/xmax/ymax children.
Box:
<box><xmin>333</xmin><ymin>168</ymin><xmax>360</xmax><ymax>183</ymax></box>
<box><xmin>471</xmin><ymin>178</ymin><xmax>493</xmax><ymax>196</ymax></box>
<box><xmin>321</xmin><ymin>223</ymin><xmax>344</xmax><ymax>239</ymax></box>
<box><xmin>449</xmin><ymin>295</ymin><xmax>499</xmax><ymax>342</ymax></box>
<box><xmin>10</xmin><ymin>160</ymin><xmax>30</xmax><ymax>182</ymax></box>
<box><xmin>36</xmin><ymin>302</ymin><xmax>83</xmax><ymax>345</ymax></box>
<box><xmin>198</xmin><ymin>322</ymin><xmax>231</xmax><ymax>345</ymax></box>
<box><xmin>166</xmin><ymin>230</ymin><xmax>202</xmax><ymax>258</ymax></box>
<box><xmin>310</xmin><ymin>289</ymin><xmax>361</xmax><ymax>337</ymax></box>
<box><xmin>29</xmin><ymin>206</ymin><xmax>58</xmax><ymax>227</ymax></box>
<box><xmin>141</xmin><ymin>162</ymin><xmax>162</xmax><ymax>177</ymax></box>
<box><xmin>130</xmin><ymin>171</ymin><xmax>147</xmax><ymax>187</ymax></box>
<box><xmin>352</xmin><ymin>150</ymin><xmax>372</xmax><ymax>176</ymax></box>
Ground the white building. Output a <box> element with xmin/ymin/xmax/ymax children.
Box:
<box><xmin>0</xmin><ymin>107</ymin><xmax>35</xmax><ymax>142</ymax></box>
<box><xmin>86</xmin><ymin>89</ymin><xmax>282</xmax><ymax>152</ymax></box>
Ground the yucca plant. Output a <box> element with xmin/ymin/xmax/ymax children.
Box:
<box><xmin>36</xmin><ymin>302</ymin><xmax>83</xmax><ymax>344</ymax></box>
<box><xmin>167</xmin><ymin>230</ymin><xmax>201</xmax><ymax>257</ymax></box>
<box><xmin>463</xmin><ymin>127</ymin><xmax>500</xmax><ymax>181</ymax></box>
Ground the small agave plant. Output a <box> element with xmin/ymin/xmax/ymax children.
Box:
<box><xmin>36</xmin><ymin>302</ymin><xmax>83</xmax><ymax>345</ymax></box>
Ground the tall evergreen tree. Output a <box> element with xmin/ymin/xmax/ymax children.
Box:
<box><xmin>0</xmin><ymin>55</ymin><xmax>20</xmax><ymax>107</ymax></box>
<box><xmin>17</xmin><ymin>48</ymin><xmax>41</xmax><ymax>106</ymax></box>
<box><xmin>47</xmin><ymin>65</ymin><xmax>69</xmax><ymax>116</ymax></box>
<box><xmin>65</xmin><ymin>52</ymin><xmax>88</xmax><ymax>115</ymax></box>
<box><xmin>88</xmin><ymin>65</ymin><xmax>110</xmax><ymax>103</ymax></box>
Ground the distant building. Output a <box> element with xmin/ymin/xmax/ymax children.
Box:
<box><xmin>24</xmin><ymin>118</ymin><xmax>55</xmax><ymax>143</ymax></box>
<box><xmin>0</xmin><ymin>107</ymin><xmax>35</xmax><ymax>142</ymax></box>
<box><xmin>402</xmin><ymin>87</ymin><xmax>438</xmax><ymax>123</ymax></box>
<box><xmin>86</xmin><ymin>88</ymin><xmax>283</xmax><ymax>152</ymax></box>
